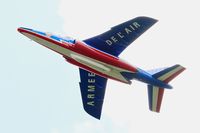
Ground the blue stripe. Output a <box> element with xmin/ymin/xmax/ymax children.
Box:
<box><xmin>148</xmin><ymin>85</ymin><xmax>153</xmax><ymax>111</ymax></box>
<box><xmin>32</xmin><ymin>30</ymin><xmax>46</xmax><ymax>36</ymax></box>
<box><xmin>153</xmin><ymin>65</ymin><xmax>179</xmax><ymax>78</ymax></box>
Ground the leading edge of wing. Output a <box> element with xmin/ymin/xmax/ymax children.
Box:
<box><xmin>83</xmin><ymin>16</ymin><xmax>158</xmax><ymax>57</ymax></box>
<box><xmin>79</xmin><ymin>68</ymin><xmax>108</xmax><ymax>119</ymax></box>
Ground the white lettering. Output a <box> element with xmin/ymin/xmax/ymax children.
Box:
<box><xmin>88</xmin><ymin>79</ymin><xmax>95</xmax><ymax>83</ymax></box>
<box><xmin>87</xmin><ymin>72</ymin><xmax>96</xmax><ymax>106</ymax></box>
<box><xmin>105</xmin><ymin>22</ymin><xmax>141</xmax><ymax>45</ymax></box>
<box><xmin>129</xmin><ymin>25</ymin><xmax>135</xmax><ymax>30</ymax></box>
<box><xmin>125</xmin><ymin>28</ymin><xmax>132</xmax><ymax>34</ymax></box>
<box><xmin>87</xmin><ymin>101</ymin><xmax>95</xmax><ymax>106</ymax></box>
<box><xmin>88</xmin><ymin>85</ymin><xmax>95</xmax><ymax>92</ymax></box>
<box><xmin>106</xmin><ymin>40</ymin><xmax>112</xmax><ymax>45</ymax></box>
<box><xmin>133</xmin><ymin>22</ymin><xmax>140</xmax><ymax>28</ymax></box>
<box><xmin>111</xmin><ymin>36</ymin><xmax>118</xmax><ymax>43</ymax></box>
<box><xmin>87</xmin><ymin>94</ymin><xmax>95</xmax><ymax>99</ymax></box>
<box><xmin>88</xmin><ymin>73</ymin><xmax>95</xmax><ymax>77</ymax></box>
<box><xmin>117</xmin><ymin>32</ymin><xmax>124</xmax><ymax>38</ymax></box>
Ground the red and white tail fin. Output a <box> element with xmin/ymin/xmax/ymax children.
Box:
<box><xmin>148</xmin><ymin>64</ymin><xmax>185</xmax><ymax>112</ymax></box>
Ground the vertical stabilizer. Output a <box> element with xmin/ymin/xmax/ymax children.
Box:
<box><xmin>148</xmin><ymin>65</ymin><xmax>185</xmax><ymax>112</ymax></box>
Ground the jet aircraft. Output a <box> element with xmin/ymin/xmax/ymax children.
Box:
<box><xmin>18</xmin><ymin>17</ymin><xmax>185</xmax><ymax>119</ymax></box>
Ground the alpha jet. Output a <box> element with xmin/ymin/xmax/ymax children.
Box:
<box><xmin>18</xmin><ymin>17</ymin><xmax>185</xmax><ymax>119</ymax></box>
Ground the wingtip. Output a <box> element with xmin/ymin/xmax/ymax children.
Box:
<box><xmin>83</xmin><ymin>106</ymin><xmax>101</xmax><ymax>120</ymax></box>
<box><xmin>136</xmin><ymin>16</ymin><xmax>158</xmax><ymax>23</ymax></box>
<box><xmin>175</xmin><ymin>64</ymin><xmax>186</xmax><ymax>70</ymax></box>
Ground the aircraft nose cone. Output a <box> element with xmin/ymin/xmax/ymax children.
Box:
<box><xmin>17</xmin><ymin>27</ymin><xmax>32</xmax><ymax>33</ymax></box>
<box><xmin>17</xmin><ymin>27</ymin><xmax>23</xmax><ymax>33</ymax></box>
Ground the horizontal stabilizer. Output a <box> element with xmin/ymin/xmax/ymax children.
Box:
<box><xmin>153</xmin><ymin>64</ymin><xmax>186</xmax><ymax>83</ymax></box>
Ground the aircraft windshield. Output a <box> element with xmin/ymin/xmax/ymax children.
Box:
<box><xmin>62</xmin><ymin>36</ymin><xmax>75</xmax><ymax>44</ymax></box>
<box><xmin>50</xmin><ymin>35</ymin><xmax>75</xmax><ymax>44</ymax></box>
<box><xmin>31</xmin><ymin>29</ymin><xmax>46</xmax><ymax>36</ymax></box>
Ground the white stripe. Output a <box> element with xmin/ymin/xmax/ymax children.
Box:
<box><xmin>22</xmin><ymin>32</ymin><xmax>132</xmax><ymax>83</ymax></box>
<box><xmin>152</xmin><ymin>86</ymin><xmax>159</xmax><ymax>111</ymax></box>
<box><xmin>158</xmin><ymin>66</ymin><xmax>183</xmax><ymax>81</ymax></box>
<box><xmin>71</xmin><ymin>53</ymin><xmax>111</xmax><ymax>72</ymax></box>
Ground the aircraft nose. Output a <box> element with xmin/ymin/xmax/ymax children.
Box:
<box><xmin>17</xmin><ymin>27</ymin><xmax>47</xmax><ymax>37</ymax></box>
<box><xmin>17</xmin><ymin>27</ymin><xmax>32</xmax><ymax>33</ymax></box>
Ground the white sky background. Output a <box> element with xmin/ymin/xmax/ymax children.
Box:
<box><xmin>58</xmin><ymin>0</ymin><xmax>200</xmax><ymax>132</ymax></box>
<box><xmin>0</xmin><ymin>0</ymin><xmax>199</xmax><ymax>133</ymax></box>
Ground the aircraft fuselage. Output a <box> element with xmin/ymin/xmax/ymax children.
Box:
<box><xmin>18</xmin><ymin>27</ymin><xmax>138</xmax><ymax>84</ymax></box>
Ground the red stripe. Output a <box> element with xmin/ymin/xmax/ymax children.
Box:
<box><xmin>164</xmin><ymin>68</ymin><xmax>186</xmax><ymax>83</ymax></box>
<box><xmin>73</xmin><ymin>41</ymin><xmax>137</xmax><ymax>72</ymax></box>
<box><xmin>156</xmin><ymin>88</ymin><xmax>164</xmax><ymax>112</ymax></box>
<box><xmin>156</xmin><ymin>67</ymin><xmax>185</xmax><ymax>112</ymax></box>
<box><xmin>18</xmin><ymin>28</ymin><xmax>137</xmax><ymax>73</ymax></box>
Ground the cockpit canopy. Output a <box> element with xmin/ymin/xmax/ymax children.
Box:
<box><xmin>50</xmin><ymin>35</ymin><xmax>75</xmax><ymax>44</ymax></box>
<box><xmin>29</xmin><ymin>28</ymin><xmax>75</xmax><ymax>44</ymax></box>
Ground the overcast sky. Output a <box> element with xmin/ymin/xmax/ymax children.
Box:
<box><xmin>1</xmin><ymin>0</ymin><xmax>200</xmax><ymax>133</ymax></box>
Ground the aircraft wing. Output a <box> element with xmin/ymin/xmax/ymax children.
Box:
<box><xmin>79</xmin><ymin>68</ymin><xmax>107</xmax><ymax>119</ymax></box>
<box><xmin>84</xmin><ymin>16</ymin><xmax>157</xmax><ymax>57</ymax></box>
